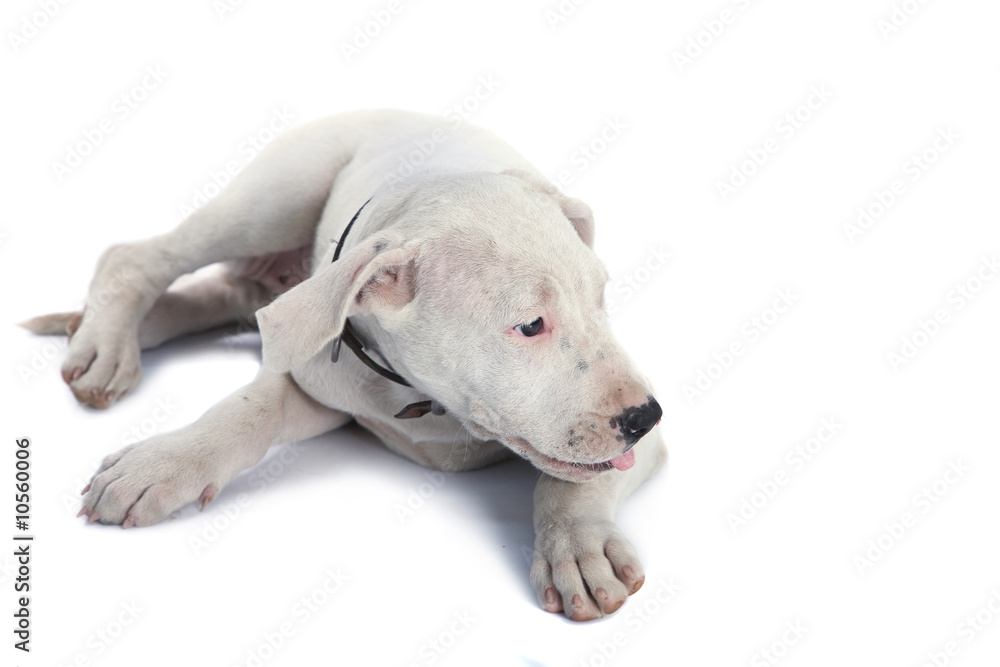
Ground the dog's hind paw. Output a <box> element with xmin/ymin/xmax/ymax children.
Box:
<box><xmin>60</xmin><ymin>323</ymin><xmax>142</xmax><ymax>409</ymax></box>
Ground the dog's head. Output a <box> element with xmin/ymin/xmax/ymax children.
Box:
<box><xmin>257</xmin><ymin>171</ymin><xmax>661</xmax><ymax>482</ymax></box>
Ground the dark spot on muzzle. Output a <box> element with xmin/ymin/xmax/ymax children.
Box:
<box><xmin>614</xmin><ymin>396</ymin><xmax>662</xmax><ymax>449</ymax></box>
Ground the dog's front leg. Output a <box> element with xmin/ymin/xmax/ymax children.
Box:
<box><xmin>530</xmin><ymin>429</ymin><xmax>667</xmax><ymax>621</ymax></box>
<box><xmin>79</xmin><ymin>369</ymin><xmax>349</xmax><ymax>526</ymax></box>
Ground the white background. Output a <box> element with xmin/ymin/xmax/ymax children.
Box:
<box><xmin>3</xmin><ymin>1</ymin><xmax>1000</xmax><ymax>666</ymax></box>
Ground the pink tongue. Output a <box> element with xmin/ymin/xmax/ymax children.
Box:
<box><xmin>610</xmin><ymin>449</ymin><xmax>635</xmax><ymax>471</ymax></box>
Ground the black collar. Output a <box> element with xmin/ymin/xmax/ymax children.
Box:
<box><xmin>329</xmin><ymin>198</ymin><xmax>445</xmax><ymax>420</ymax></box>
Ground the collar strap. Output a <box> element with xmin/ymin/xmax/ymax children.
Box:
<box><xmin>331</xmin><ymin>196</ymin><xmax>373</xmax><ymax>263</ymax></box>
<box><xmin>328</xmin><ymin>198</ymin><xmax>444</xmax><ymax>420</ymax></box>
<box><xmin>333</xmin><ymin>319</ymin><xmax>410</xmax><ymax>387</ymax></box>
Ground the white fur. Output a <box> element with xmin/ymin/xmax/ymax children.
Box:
<box><xmin>24</xmin><ymin>110</ymin><xmax>667</xmax><ymax>621</ymax></box>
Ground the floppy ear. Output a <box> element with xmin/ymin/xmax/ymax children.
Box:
<box><xmin>558</xmin><ymin>195</ymin><xmax>595</xmax><ymax>248</ymax></box>
<box><xmin>256</xmin><ymin>236</ymin><xmax>421</xmax><ymax>373</ymax></box>
<box><xmin>501</xmin><ymin>169</ymin><xmax>596</xmax><ymax>248</ymax></box>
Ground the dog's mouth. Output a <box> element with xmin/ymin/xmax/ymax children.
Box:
<box><xmin>573</xmin><ymin>449</ymin><xmax>635</xmax><ymax>472</ymax></box>
<box><xmin>503</xmin><ymin>436</ymin><xmax>634</xmax><ymax>482</ymax></box>
<box><xmin>463</xmin><ymin>408</ymin><xmax>635</xmax><ymax>481</ymax></box>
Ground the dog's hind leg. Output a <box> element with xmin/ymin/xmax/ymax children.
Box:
<box><xmin>134</xmin><ymin>268</ymin><xmax>270</xmax><ymax>350</ymax></box>
<box><xmin>131</xmin><ymin>244</ymin><xmax>318</xmax><ymax>349</ymax></box>
<box><xmin>22</xmin><ymin>265</ymin><xmax>273</xmax><ymax>352</ymax></box>
<box><xmin>36</xmin><ymin>113</ymin><xmax>373</xmax><ymax>409</ymax></box>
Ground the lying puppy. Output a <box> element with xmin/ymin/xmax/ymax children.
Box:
<box><xmin>23</xmin><ymin>110</ymin><xmax>666</xmax><ymax>621</ymax></box>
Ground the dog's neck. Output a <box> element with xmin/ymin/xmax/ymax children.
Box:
<box><xmin>328</xmin><ymin>197</ymin><xmax>445</xmax><ymax>420</ymax></box>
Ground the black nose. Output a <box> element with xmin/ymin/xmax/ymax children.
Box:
<box><xmin>616</xmin><ymin>397</ymin><xmax>662</xmax><ymax>449</ymax></box>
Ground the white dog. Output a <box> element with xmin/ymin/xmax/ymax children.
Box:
<box><xmin>23</xmin><ymin>110</ymin><xmax>666</xmax><ymax>621</ymax></box>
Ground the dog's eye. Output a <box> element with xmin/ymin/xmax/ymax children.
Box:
<box><xmin>515</xmin><ymin>318</ymin><xmax>544</xmax><ymax>337</ymax></box>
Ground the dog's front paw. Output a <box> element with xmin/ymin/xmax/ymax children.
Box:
<box><xmin>61</xmin><ymin>319</ymin><xmax>142</xmax><ymax>409</ymax></box>
<box><xmin>530</xmin><ymin>518</ymin><xmax>645</xmax><ymax>621</ymax></box>
<box><xmin>79</xmin><ymin>434</ymin><xmax>222</xmax><ymax>527</ymax></box>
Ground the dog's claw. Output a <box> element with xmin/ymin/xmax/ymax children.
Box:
<box><xmin>543</xmin><ymin>587</ymin><xmax>562</xmax><ymax>612</ymax></box>
<box><xmin>622</xmin><ymin>565</ymin><xmax>645</xmax><ymax>594</ymax></box>
<box><xmin>199</xmin><ymin>483</ymin><xmax>219</xmax><ymax>511</ymax></box>
<box><xmin>568</xmin><ymin>594</ymin><xmax>598</xmax><ymax>622</ymax></box>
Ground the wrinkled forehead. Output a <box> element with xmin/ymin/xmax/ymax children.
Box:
<box><xmin>392</xmin><ymin>173</ymin><xmax>607</xmax><ymax>312</ymax></box>
<box><xmin>419</xmin><ymin>222</ymin><xmax>607</xmax><ymax>323</ymax></box>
